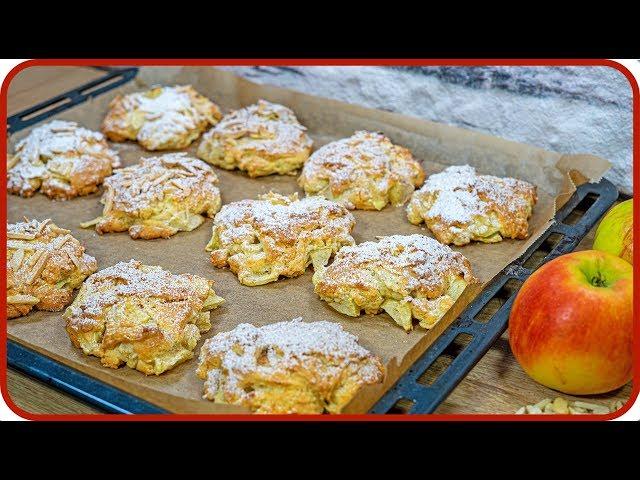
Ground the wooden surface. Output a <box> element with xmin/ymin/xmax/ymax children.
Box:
<box><xmin>4</xmin><ymin>66</ymin><xmax>633</xmax><ymax>416</ymax></box>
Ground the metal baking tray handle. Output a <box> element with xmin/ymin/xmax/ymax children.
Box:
<box><xmin>7</xmin><ymin>68</ymin><xmax>138</xmax><ymax>134</ymax></box>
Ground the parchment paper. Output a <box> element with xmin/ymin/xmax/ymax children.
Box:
<box><xmin>5</xmin><ymin>67</ymin><xmax>611</xmax><ymax>414</ymax></box>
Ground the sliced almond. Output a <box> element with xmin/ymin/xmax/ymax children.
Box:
<box><xmin>24</xmin><ymin>249</ymin><xmax>43</xmax><ymax>270</ymax></box>
<box><xmin>52</xmin><ymin>234</ymin><xmax>73</xmax><ymax>249</ymax></box>
<box><xmin>7</xmin><ymin>154</ymin><xmax>19</xmax><ymax>170</ymax></box>
<box><xmin>104</xmin><ymin>192</ymin><xmax>114</xmax><ymax>212</ymax></box>
<box><xmin>36</xmin><ymin>218</ymin><xmax>51</xmax><ymax>236</ymax></box>
<box><xmin>174</xmin><ymin>170</ymin><xmax>195</xmax><ymax>177</ymax></box>
<box><xmin>80</xmin><ymin>217</ymin><xmax>102</xmax><ymax>228</ymax></box>
<box><xmin>612</xmin><ymin>400</ymin><xmax>625</xmax><ymax>411</ymax></box>
<box><xmin>7</xmin><ymin>240</ymin><xmax>36</xmax><ymax>251</ymax></box>
<box><xmin>526</xmin><ymin>405</ymin><xmax>543</xmax><ymax>414</ymax></box>
<box><xmin>152</xmin><ymin>171</ymin><xmax>172</xmax><ymax>186</ymax></box>
<box><xmin>7</xmin><ymin>294</ymin><xmax>39</xmax><ymax>305</ymax></box>
<box><xmin>66</xmin><ymin>250</ymin><xmax>83</xmax><ymax>270</ymax></box>
<box><xmin>7</xmin><ymin>232</ymin><xmax>36</xmax><ymax>240</ymax></box>
<box><xmin>169</xmin><ymin>179</ymin><xmax>185</xmax><ymax>190</ymax></box>
<box><xmin>533</xmin><ymin>398</ymin><xmax>552</xmax><ymax>410</ymax></box>
<box><xmin>552</xmin><ymin>397</ymin><xmax>569</xmax><ymax>414</ymax></box>
<box><xmin>9</xmin><ymin>249</ymin><xmax>25</xmax><ymax>271</ymax></box>
<box><xmin>25</xmin><ymin>251</ymin><xmax>50</xmax><ymax>285</ymax></box>
<box><xmin>182</xmin><ymin>162</ymin><xmax>201</xmax><ymax>175</ymax></box>
<box><xmin>573</xmin><ymin>401</ymin><xmax>610</xmax><ymax>414</ymax></box>
<box><xmin>48</xmin><ymin>225</ymin><xmax>71</xmax><ymax>235</ymax></box>
<box><xmin>50</xmin><ymin>125</ymin><xmax>75</xmax><ymax>133</ymax></box>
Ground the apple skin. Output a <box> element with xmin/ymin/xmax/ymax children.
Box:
<box><xmin>593</xmin><ymin>199</ymin><xmax>633</xmax><ymax>264</ymax></box>
<box><xmin>509</xmin><ymin>250</ymin><xmax>633</xmax><ymax>395</ymax></box>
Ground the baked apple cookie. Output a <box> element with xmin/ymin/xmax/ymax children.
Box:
<box><xmin>7</xmin><ymin>219</ymin><xmax>97</xmax><ymax>319</ymax></box>
<box><xmin>197</xmin><ymin>100</ymin><xmax>312</xmax><ymax>177</ymax></box>
<box><xmin>313</xmin><ymin>234</ymin><xmax>476</xmax><ymax>331</ymax></box>
<box><xmin>407</xmin><ymin>165</ymin><xmax>537</xmax><ymax>246</ymax></box>
<box><xmin>196</xmin><ymin>317</ymin><xmax>384</xmax><ymax>414</ymax></box>
<box><xmin>7</xmin><ymin>120</ymin><xmax>120</xmax><ymax>200</ymax></box>
<box><xmin>101</xmin><ymin>85</ymin><xmax>221</xmax><ymax>150</ymax></box>
<box><xmin>298</xmin><ymin>131</ymin><xmax>425</xmax><ymax>210</ymax></box>
<box><xmin>206</xmin><ymin>192</ymin><xmax>355</xmax><ymax>286</ymax></box>
<box><xmin>64</xmin><ymin>259</ymin><xmax>224</xmax><ymax>375</ymax></box>
<box><xmin>82</xmin><ymin>153</ymin><xmax>221</xmax><ymax>240</ymax></box>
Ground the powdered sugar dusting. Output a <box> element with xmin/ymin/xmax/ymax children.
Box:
<box><xmin>7</xmin><ymin>218</ymin><xmax>49</xmax><ymax>238</ymax></box>
<box><xmin>415</xmin><ymin>165</ymin><xmax>534</xmax><ymax>223</ymax></box>
<box><xmin>8</xmin><ymin>120</ymin><xmax>120</xmax><ymax>198</ymax></box>
<box><xmin>7</xmin><ymin>219</ymin><xmax>87</xmax><ymax>258</ymax></box>
<box><xmin>133</xmin><ymin>86</ymin><xmax>193</xmax><ymax>114</ymax></box>
<box><xmin>202</xmin><ymin>99</ymin><xmax>312</xmax><ymax>155</ymax></box>
<box><xmin>112</xmin><ymin>85</ymin><xmax>219</xmax><ymax>150</ymax></box>
<box><xmin>213</xmin><ymin>192</ymin><xmax>354</xmax><ymax>242</ymax></box>
<box><xmin>132</xmin><ymin>87</ymin><xmax>197</xmax><ymax>148</ymax></box>
<box><xmin>14</xmin><ymin>120</ymin><xmax>112</xmax><ymax>160</ymax></box>
<box><xmin>300</xmin><ymin>130</ymin><xmax>422</xmax><ymax>189</ymax></box>
<box><xmin>103</xmin><ymin>152</ymin><xmax>219</xmax><ymax>215</ymax></box>
<box><xmin>199</xmin><ymin>318</ymin><xmax>383</xmax><ymax>401</ymax></box>
<box><xmin>322</xmin><ymin>234</ymin><xmax>474</xmax><ymax>292</ymax></box>
<box><xmin>7</xmin><ymin>219</ymin><xmax>97</xmax><ymax>317</ymax></box>
<box><xmin>67</xmin><ymin>259</ymin><xmax>206</xmax><ymax>320</ymax></box>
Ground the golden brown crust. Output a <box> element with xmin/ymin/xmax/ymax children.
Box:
<box><xmin>298</xmin><ymin>131</ymin><xmax>425</xmax><ymax>210</ymax></box>
<box><xmin>6</xmin><ymin>219</ymin><xmax>98</xmax><ymax>319</ymax></box>
<box><xmin>101</xmin><ymin>85</ymin><xmax>222</xmax><ymax>151</ymax></box>
<box><xmin>7</xmin><ymin>120</ymin><xmax>120</xmax><ymax>200</ymax></box>
<box><xmin>197</xmin><ymin>318</ymin><xmax>384</xmax><ymax>414</ymax></box>
<box><xmin>205</xmin><ymin>192</ymin><xmax>355</xmax><ymax>286</ymax></box>
<box><xmin>313</xmin><ymin>234</ymin><xmax>476</xmax><ymax>330</ymax></box>
<box><xmin>85</xmin><ymin>153</ymin><xmax>222</xmax><ymax>240</ymax></box>
<box><xmin>197</xmin><ymin>100</ymin><xmax>312</xmax><ymax>177</ymax></box>
<box><xmin>406</xmin><ymin>165</ymin><xmax>538</xmax><ymax>246</ymax></box>
<box><xmin>64</xmin><ymin>259</ymin><xmax>224</xmax><ymax>375</ymax></box>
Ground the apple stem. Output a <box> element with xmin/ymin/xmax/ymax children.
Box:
<box><xmin>591</xmin><ymin>271</ymin><xmax>608</xmax><ymax>288</ymax></box>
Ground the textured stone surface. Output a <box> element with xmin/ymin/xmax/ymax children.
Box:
<box><xmin>223</xmin><ymin>66</ymin><xmax>633</xmax><ymax>194</ymax></box>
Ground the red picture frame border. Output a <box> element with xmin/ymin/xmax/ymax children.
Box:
<box><xmin>1</xmin><ymin>58</ymin><xmax>637</xmax><ymax>421</ymax></box>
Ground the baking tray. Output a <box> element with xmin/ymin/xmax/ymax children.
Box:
<box><xmin>5</xmin><ymin>67</ymin><xmax>619</xmax><ymax>414</ymax></box>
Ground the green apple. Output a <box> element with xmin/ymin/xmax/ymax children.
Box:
<box><xmin>593</xmin><ymin>199</ymin><xmax>633</xmax><ymax>264</ymax></box>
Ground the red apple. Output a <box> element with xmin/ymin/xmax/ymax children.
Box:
<box><xmin>509</xmin><ymin>250</ymin><xmax>633</xmax><ymax>395</ymax></box>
